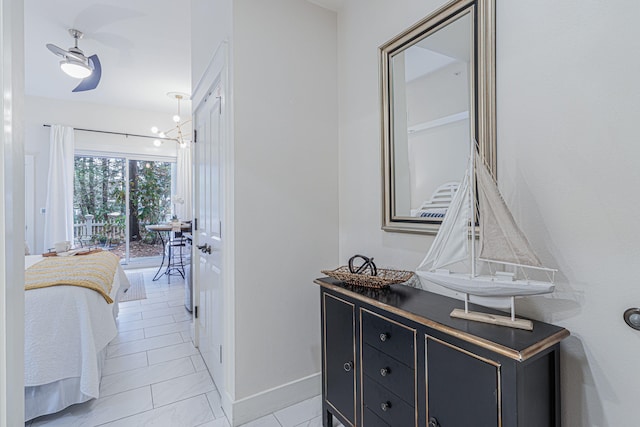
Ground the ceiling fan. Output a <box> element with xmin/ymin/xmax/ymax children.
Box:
<box><xmin>46</xmin><ymin>29</ymin><xmax>102</xmax><ymax>92</ymax></box>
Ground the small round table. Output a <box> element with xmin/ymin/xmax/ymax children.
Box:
<box><xmin>145</xmin><ymin>223</ymin><xmax>191</xmax><ymax>281</ymax></box>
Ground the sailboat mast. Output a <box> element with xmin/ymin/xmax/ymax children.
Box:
<box><xmin>470</xmin><ymin>143</ymin><xmax>476</xmax><ymax>277</ymax></box>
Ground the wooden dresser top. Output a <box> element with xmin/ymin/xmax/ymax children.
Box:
<box><xmin>315</xmin><ymin>277</ymin><xmax>569</xmax><ymax>361</ymax></box>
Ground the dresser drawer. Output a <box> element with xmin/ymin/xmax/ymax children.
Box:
<box><xmin>363</xmin><ymin>408</ymin><xmax>390</xmax><ymax>427</ymax></box>
<box><xmin>362</xmin><ymin>343</ymin><xmax>415</xmax><ymax>405</ymax></box>
<box><xmin>363</xmin><ymin>376</ymin><xmax>415</xmax><ymax>427</ymax></box>
<box><xmin>361</xmin><ymin>309</ymin><xmax>415</xmax><ymax>368</ymax></box>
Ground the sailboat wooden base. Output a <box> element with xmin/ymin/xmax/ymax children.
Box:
<box><xmin>450</xmin><ymin>308</ymin><xmax>533</xmax><ymax>331</ymax></box>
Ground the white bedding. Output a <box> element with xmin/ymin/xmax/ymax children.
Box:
<box><xmin>24</xmin><ymin>254</ymin><xmax>130</xmax><ymax>421</ymax></box>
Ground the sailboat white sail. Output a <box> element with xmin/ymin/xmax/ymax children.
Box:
<box><xmin>416</xmin><ymin>147</ymin><xmax>556</xmax><ymax>329</ymax></box>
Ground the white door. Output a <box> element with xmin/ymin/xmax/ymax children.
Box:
<box><xmin>193</xmin><ymin>86</ymin><xmax>224</xmax><ymax>390</ymax></box>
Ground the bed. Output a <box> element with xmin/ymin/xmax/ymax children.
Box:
<box><xmin>24</xmin><ymin>251</ymin><xmax>130</xmax><ymax>422</ymax></box>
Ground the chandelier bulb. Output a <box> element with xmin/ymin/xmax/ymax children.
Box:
<box><xmin>149</xmin><ymin>93</ymin><xmax>191</xmax><ymax>146</ymax></box>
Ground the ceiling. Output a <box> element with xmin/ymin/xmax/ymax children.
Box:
<box><xmin>405</xmin><ymin>13</ymin><xmax>471</xmax><ymax>82</ymax></box>
<box><xmin>306</xmin><ymin>0</ymin><xmax>345</xmax><ymax>11</ymax></box>
<box><xmin>24</xmin><ymin>0</ymin><xmax>191</xmax><ymax>114</ymax></box>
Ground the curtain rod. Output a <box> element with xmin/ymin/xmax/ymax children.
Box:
<box><xmin>42</xmin><ymin>124</ymin><xmax>176</xmax><ymax>141</ymax></box>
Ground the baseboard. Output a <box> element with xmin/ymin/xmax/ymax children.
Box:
<box><xmin>221</xmin><ymin>390</ymin><xmax>234</xmax><ymax>426</ymax></box>
<box><xmin>227</xmin><ymin>372</ymin><xmax>321</xmax><ymax>426</ymax></box>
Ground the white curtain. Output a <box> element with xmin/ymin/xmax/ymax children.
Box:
<box><xmin>43</xmin><ymin>125</ymin><xmax>75</xmax><ymax>252</ymax></box>
<box><xmin>175</xmin><ymin>142</ymin><xmax>192</xmax><ymax>220</ymax></box>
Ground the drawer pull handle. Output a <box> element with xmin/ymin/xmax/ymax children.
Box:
<box><xmin>343</xmin><ymin>361</ymin><xmax>354</xmax><ymax>372</ymax></box>
<box><xmin>381</xmin><ymin>401</ymin><xmax>391</xmax><ymax>412</ymax></box>
<box><xmin>428</xmin><ymin>417</ymin><xmax>440</xmax><ymax>427</ymax></box>
<box><xmin>379</xmin><ymin>332</ymin><xmax>390</xmax><ymax>342</ymax></box>
<box><xmin>380</xmin><ymin>367</ymin><xmax>390</xmax><ymax>377</ymax></box>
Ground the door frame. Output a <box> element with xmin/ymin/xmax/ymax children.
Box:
<box><xmin>191</xmin><ymin>40</ymin><xmax>235</xmax><ymax>410</ymax></box>
<box><xmin>1</xmin><ymin>0</ymin><xmax>25</xmax><ymax>424</ymax></box>
<box><xmin>193</xmin><ymin>84</ymin><xmax>223</xmax><ymax>388</ymax></box>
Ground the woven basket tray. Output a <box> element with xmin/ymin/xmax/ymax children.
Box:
<box><xmin>321</xmin><ymin>266</ymin><xmax>414</xmax><ymax>289</ymax></box>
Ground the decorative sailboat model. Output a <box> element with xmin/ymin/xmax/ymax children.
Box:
<box><xmin>416</xmin><ymin>145</ymin><xmax>556</xmax><ymax>331</ymax></box>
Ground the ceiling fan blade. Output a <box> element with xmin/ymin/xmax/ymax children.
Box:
<box><xmin>46</xmin><ymin>43</ymin><xmax>68</xmax><ymax>58</ymax></box>
<box><xmin>72</xmin><ymin>54</ymin><xmax>101</xmax><ymax>92</ymax></box>
<box><xmin>47</xmin><ymin>43</ymin><xmax>87</xmax><ymax>63</ymax></box>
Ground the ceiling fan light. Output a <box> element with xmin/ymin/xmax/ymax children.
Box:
<box><xmin>60</xmin><ymin>59</ymin><xmax>92</xmax><ymax>79</ymax></box>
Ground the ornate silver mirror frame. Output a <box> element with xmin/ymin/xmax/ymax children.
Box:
<box><xmin>381</xmin><ymin>0</ymin><xmax>496</xmax><ymax>234</ymax></box>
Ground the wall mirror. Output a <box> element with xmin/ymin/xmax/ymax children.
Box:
<box><xmin>381</xmin><ymin>0</ymin><xmax>496</xmax><ymax>234</ymax></box>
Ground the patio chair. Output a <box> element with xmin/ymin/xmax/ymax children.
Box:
<box><xmin>76</xmin><ymin>227</ymin><xmax>96</xmax><ymax>248</ymax></box>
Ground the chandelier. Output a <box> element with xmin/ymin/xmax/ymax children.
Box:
<box><xmin>151</xmin><ymin>92</ymin><xmax>191</xmax><ymax>148</ymax></box>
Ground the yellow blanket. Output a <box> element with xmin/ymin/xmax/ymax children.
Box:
<box><xmin>25</xmin><ymin>251</ymin><xmax>119</xmax><ymax>303</ymax></box>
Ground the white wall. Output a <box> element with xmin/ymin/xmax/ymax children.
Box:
<box><xmin>233</xmin><ymin>0</ymin><xmax>338</xmax><ymax>402</ymax></box>
<box><xmin>25</xmin><ymin>96</ymin><xmax>178</xmax><ymax>253</ymax></box>
<box><xmin>191</xmin><ymin>0</ymin><xmax>232</xmax><ymax>93</ymax></box>
<box><xmin>190</xmin><ymin>0</ymin><xmax>338</xmax><ymax>423</ymax></box>
<box><xmin>338</xmin><ymin>0</ymin><xmax>446</xmax><ymax>268</ymax></box>
<box><xmin>338</xmin><ymin>0</ymin><xmax>640</xmax><ymax>425</ymax></box>
<box><xmin>497</xmin><ymin>2</ymin><xmax>640</xmax><ymax>425</ymax></box>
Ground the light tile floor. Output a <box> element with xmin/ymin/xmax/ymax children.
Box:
<box><xmin>27</xmin><ymin>267</ymin><xmax>329</xmax><ymax>427</ymax></box>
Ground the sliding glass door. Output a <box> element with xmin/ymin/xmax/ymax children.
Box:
<box><xmin>127</xmin><ymin>159</ymin><xmax>173</xmax><ymax>262</ymax></box>
<box><xmin>74</xmin><ymin>154</ymin><xmax>175</xmax><ymax>264</ymax></box>
<box><xmin>74</xmin><ymin>155</ymin><xmax>127</xmax><ymax>255</ymax></box>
